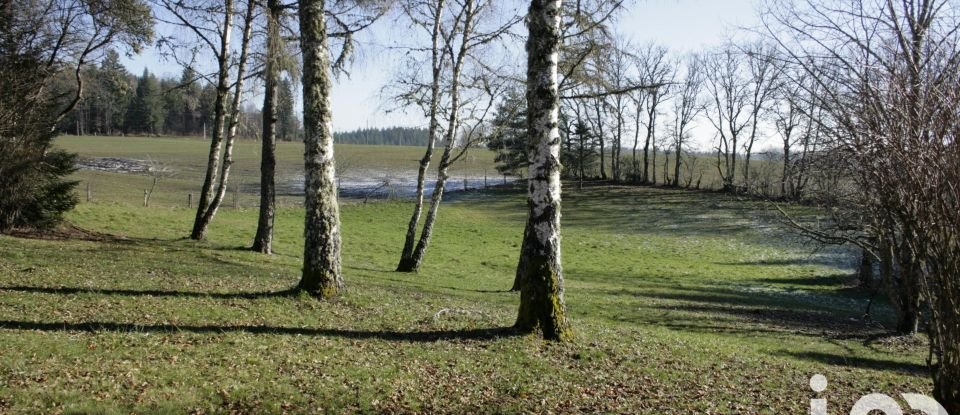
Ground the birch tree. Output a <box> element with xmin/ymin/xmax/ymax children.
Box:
<box><xmin>298</xmin><ymin>0</ymin><xmax>342</xmax><ymax>296</ymax></box>
<box><xmin>393</xmin><ymin>0</ymin><xmax>520</xmax><ymax>273</ymax></box>
<box><xmin>395</xmin><ymin>0</ymin><xmax>448</xmax><ymax>272</ymax></box>
<box><xmin>193</xmin><ymin>0</ymin><xmax>257</xmax><ymax>239</ymax></box>
<box><xmin>514</xmin><ymin>0</ymin><xmax>572</xmax><ymax>341</ymax></box>
<box><xmin>154</xmin><ymin>0</ymin><xmax>257</xmax><ymax>240</ymax></box>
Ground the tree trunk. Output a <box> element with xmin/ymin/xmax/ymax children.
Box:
<box><xmin>651</xmin><ymin>145</ymin><xmax>657</xmax><ymax>184</ymax></box>
<box><xmin>643</xmin><ymin>93</ymin><xmax>656</xmax><ymax>184</ymax></box>
<box><xmin>398</xmin><ymin>0</ymin><xmax>475</xmax><ymax>273</ymax></box>
<box><xmin>299</xmin><ymin>0</ymin><xmax>343</xmax><ymax>297</ymax></box>
<box><xmin>397</xmin><ymin>0</ymin><xmax>446</xmax><ymax>273</ymax></box>
<box><xmin>781</xmin><ymin>138</ymin><xmax>790</xmax><ymax>198</ymax></box>
<box><xmin>407</xmin><ymin>159</ymin><xmax>450</xmax><ymax>272</ymax></box>
<box><xmin>895</xmin><ymin>246</ymin><xmax>921</xmax><ymax>335</ymax></box>
<box><xmin>934</xmin><ymin>356</ymin><xmax>960</xmax><ymax>415</ymax></box>
<box><xmin>613</xmin><ymin>103</ymin><xmax>622</xmax><ymax>181</ymax></box>
<box><xmin>880</xmin><ymin>239</ymin><xmax>920</xmax><ymax>335</ymax></box>
<box><xmin>662</xmin><ymin>149</ymin><xmax>669</xmax><ymax>185</ymax></box>
<box><xmin>632</xmin><ymin>101</ymin><xmax>642</xmax><ymax>182</ymax></box>
<box><xmin>857</xmin><ymin>247</ymin><xmax>874</xmax><ymax>289</ymax></box>
<box><xmin>932</xmin><ymin>307</ymin><xmax>960</xmax><ymax>414</ymax></box>
<box><xmin>252</xmin><ymin>0</ymin><xmax>281</xmax><ymax>255</ymax></box>
<box><xmin>673</xmin><ymin>141</ymin><xmax>682</xmax><ymax>187</ymax></box>
<box><xmin>514</xmin><ymin>0</ymin><xmax>572</xmax><ymax>341</ymax></box>
<box><xmin>196</xmin><ymin>0</ymin><xmax>256</xmax><ymax>238</ymax></box>
<box><xmin>594</xmin><ymin>98</ymin><xmax>606</xmax><ymax>180</ymax></box>
<box><xmin>191</xmin><ymin>0</ymin><xmax>233</xmax><ymax>240</ymax></box>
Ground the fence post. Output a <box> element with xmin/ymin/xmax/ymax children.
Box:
<box><xmin>86</xmin><ymin>181</ymin><xmax>92</xmax><ymax>202</ymax></box>
<box><xmin>143</xmin><ymin>189</ymin><xmax>149</xmax><ymax>207</ymax></box>
<box><xmin>187</xmin><ymin>193</ymin><xmax>192</xmax><ymax>208</ymax></box>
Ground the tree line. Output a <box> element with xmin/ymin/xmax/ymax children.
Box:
<box><xmin>335</xmin><ymin>126</ymin><xmax>429</xmax><ymax>146</ymax></box>
<box><xmin>484</xmin><ymin>35</ymin><xmax>831</xmax><ymax>199</ymax></box>
<box><xmin>55</xmin><ymin>53</ymin><xmax>301</xmax><ymax>140</ymax></box>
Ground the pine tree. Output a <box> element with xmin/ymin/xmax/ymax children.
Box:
<box><xmin>277</xmin><ymin>77</ymin><xmax>298</xmax><ymax>140</ymax></box>
<box><xmin>484</xmin><ymin>89</ymin><xmax>528</xmax><ymax>176</ymax></box>
<box><xmin>126</xmin><ymin>69</ymin><xmax>163</xmax><ymax>134</ymax></box>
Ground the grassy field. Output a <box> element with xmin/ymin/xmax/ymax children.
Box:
<box><xmin>56</xmin><ymin>135</ymin><xmax>500</xmax><ymax>208</ymax></box>
<box><xmin>0</xmin><ymin>137</ymin><xmax>931</xmax><ymax>413</ymax></box>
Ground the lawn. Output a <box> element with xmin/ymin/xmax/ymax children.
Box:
<box><xmin>0</xmin><ymin>170</ymin><xmax>932</xmax><ymax>413</ymax></box>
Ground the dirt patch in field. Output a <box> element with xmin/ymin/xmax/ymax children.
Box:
<box><xmin>76</xmin><ymin>157</ymin><xmax>153</xmax><ymax>174</ymax></box>
<box><xmin>6</xmin><ymin>223</ymin><xmax>130</xmax><ymax>243</ymax></box>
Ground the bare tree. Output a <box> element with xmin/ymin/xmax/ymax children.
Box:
<box><xmin>609</xmin><ymin>40</ymin><xmax>634</xmax><ymax>182</ymax></box>
<box><xmin>154</xmin><ymin>0</ymin><xmax>258</xmax><ymax>240</ymax></box>
<box><xmin>769</xmin><ymin>65</ymin><xmax>825</xmax><ymax>200</ymax></box>
<box><xmin>669</xmin><ymin>54</ymin><xmax>703</xmax><ymax>187</ymax></box>
<box><xmin>393</xmin><ymin>0</ymin><xmax>521</xmax><ymax>272</ymax></box>
<box><xmin>739</xmin><ymin>42</ymin><xmax>779</xmax><ymax>189</ymax></box>
<box><xmin>514</xmin><ymin>0</ymin><xmax>572</xmax><ymax>341</ymax></box>
<box><xmin>393</xmin><ymin>0</ymin><xmax>448</xmax><ymax>272</ymax></box>
<box><xmin>763</xmin><ymin>0</ymin><xmax>960</xmax><ymax>409</ymax></box>
<box><xmin>635</xmin><ymin>44</ymin><xmax>673</xmax><ymax>184</ymax></box>
<box><xmin>704</xmin><ymin>46</ymin><xmax>748</xmax><ymax>192</ymax></box>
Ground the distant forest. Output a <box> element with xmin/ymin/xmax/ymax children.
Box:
<box><xmin>57</xmin><ymin>51</ymin><xmax>427</xmax><ymax>146</ymax></box>
<box><xmin>334</xmin><ymin>127</ymin><xmax>429</xmax><ymax>146</ymax></box>
<box><xmin>57</xmin><ymin>50</ymin><xmax>300</xmax><ymax>140</ymax></box>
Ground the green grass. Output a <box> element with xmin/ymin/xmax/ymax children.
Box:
<box><xmin>57</xmin><ymin>135</ymin><xmax>501</xmax><ymax>208</ymax></box>
<box><xmin>0</xmin><ymin>178</ymin><xmax>932</xmax><ymax>413</ymax></box>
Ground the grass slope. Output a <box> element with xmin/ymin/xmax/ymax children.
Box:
<box><xmin>0</xmin><ymin>183</ymin><xmax>930</xmax><ymax>414</ymax></box>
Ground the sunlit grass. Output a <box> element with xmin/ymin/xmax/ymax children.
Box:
<box><xmin>0</xmin><ymin>180</ymin><xmax>931</xmax><ymax>413</ymax></box>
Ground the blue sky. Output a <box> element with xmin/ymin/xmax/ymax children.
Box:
<box><xmin>123</xmin><ymin>0</ymin><xmax>760</xmax><ymax>133</ymax></box>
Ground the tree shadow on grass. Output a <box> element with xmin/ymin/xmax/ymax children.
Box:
<box><xmin>0</xmin><ymin>320</ymin><xmax>521</xmax><ymax>343</ymax></box>
<box><xmin>669</xmin><ymin>303</ymin><xmax>882</xmax><ymax>339</ymax></box>
<box><xmin>756</xmin><ymin>273</ymin><xmax>858</xmax><ymax>288</ymax></box>
<box><xmin>779</xmin><ymin>350</ymin><xmax>928</xmax><ymax>375</ymax></box>
<box><xmin>591</xmin><ymin>283</ymin><xmax>889</xmax><ymax>340</ymax></box>
<box><xmin>0</xmin><ymin>285</ymin><xmax>300</xmax><ymax>300</ymax></box>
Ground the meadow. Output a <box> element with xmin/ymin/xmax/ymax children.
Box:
<box><xmin>56</xmin><ymin>135</ymin><xmax>500</xmax><ymax>207</ymax></box>
<box><xmin>0</xmin><ymin>136</ymin><xmax>931</xmax><ymax>413</ymax></box>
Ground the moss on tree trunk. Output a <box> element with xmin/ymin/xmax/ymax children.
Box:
<box><xmin>298</xmin><ymin>0</ymin><xmax>343</xmax><ymax>297</ymax></box>
<box><xmin>514</xmin><ymin>0</ymin><xmax>572</xmax><ymax>341</ymax></box>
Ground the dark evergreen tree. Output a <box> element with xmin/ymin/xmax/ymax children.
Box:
<box><xmin>160</xmin><ymin>77</ymin><xmax>183</xmax><ymax>135</ymax></box>
<box><xmin>484</xmin><ymin>89</ymin><xmax>527</xmax><ymax>176</ymax></box>
<box><xmin>178</xmin><ymin>68</ymin><xmax>203</xmax><ymax>136</ymax></box>
<box><xmin>99</xmin><ymin>50</ymin><xmax>134</xmax><ymax>134</ymax></box>
<box><xmin>1</xmin><ymin>0</ymin><xmax>152</xmax><ymax>232</ymax></box>
<box><xmin>125</xmin><ymin>69</ymin><xmax>163</xmax><ymax>134</ymax></box>
<box><xmin>276</xmin><ymin>77</ymin><xmax>299</xmax><ymax>140</ymax></box>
